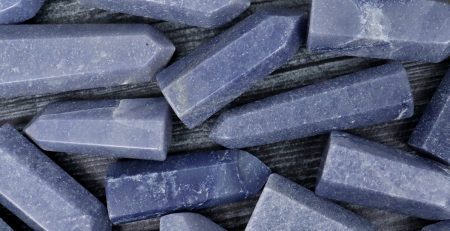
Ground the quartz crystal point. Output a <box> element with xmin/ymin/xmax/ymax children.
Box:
<box><xmin>307</xmin><ymin>0</ymin><xmax>450</xmax><ymax>63</ymax></box>
<box><xmin>0</xmin><ymin>218</ymin><xmax>12</xmax><ymax>231</ymax></box>
<box><xmin>246</xmin><ymin>174</ymin><xmax>375</xmax><ymax>231</ymax></box>
<box><xmin>211</xmin><ymin>63</ymin><xmax>413</xmax><ymax>148</ymax></box>
<box><xmin>316</xmin><ymin>131</ymin><xmax>450</xmax><ymax>220</ymax></box>
<box><xmin>160</xmin><ymin>213</ymin><xmax>226</xmax><ymax>231</ymax></box>
<box><xmin>157</xmin><ymin>9</ymin><xmax>308</xmax><ymax>128</ymax></box>
<box><xmin>0</xmin><ymin>124</ymin><xmax>111</xmax><ymax>231</ymax></box>
<box><xmin>106</xmin><ymin>150</ymin><xmax>271</xmax><ymax>224</ymax></box>
<box><xmin>422</xmin><ymin>221</ymin><xmax>450</xmax><ymax>231</ymax></box>
<box><xmin>0</xmin><ymin>24</ymin><xmax>175</xmax><ymax>98</ymax></box>
<box><xmin>0</xmin><ymin>0</ymin><xmax>44</xmax><ymax>24</ymax></box>
<box><xmin>78</xmin><ymin>0</ymin><xmax>250</xmax><ymax>28</ymax></box>
<box><xmin>409</xmin><ymin>70</ymin><xmax>450</xmax><ymax>164</ymax></box>
<box><xmin>24</xmin><ymin>98</ymin><xmax>171</xmax><ymax>161</ymax></box>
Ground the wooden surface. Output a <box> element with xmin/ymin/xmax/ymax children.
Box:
<box><xmin>0</xmin><ymin>0</ymin><xmax>449</xmax><ymax>230</ymax></box>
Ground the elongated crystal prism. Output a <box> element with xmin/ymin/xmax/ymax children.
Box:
<box><xmin>422</xmin><ymin>221</ymin><xmax>450</xmax><ymax>231</ymax></box>
<box><xmin>24</xmin><ymin>98</ymin><xmax>171</xmax><ymax>160</ymax></box>
<box><xmin>160</xmin><ymin>213</ymin><xmax>226</xmax><ymax>231</ymax></box>
<box><xmin>0</xmin><ymin>0</ymin><xmax>44</xmax><ymax>24</ymax></box>
<box><xmin>0</xmin><ymin>218</ymin><xmax>12</xmax><ymax>231</ymax></box>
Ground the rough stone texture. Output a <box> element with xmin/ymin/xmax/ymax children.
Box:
<box><xmin>157</xmin><ymin>9</ymin><xmax>307</xmax><ymax>128</ymax></box>
<box><xmin>0</xmin><ymin>0</ymin><xmax>44</xmax><ymax>24</ymax></box>
<box><xmin>307</xmin><ymin>0</ymin><xmax>450</xmax><ymax>63</ymax></box>
<box><xmin>409</xmin><ymin>69</ymin><xmax>450</xmax><ymax>164</ymax></box>
<box><xmin>78</xmin><ymin>0</ymin><xmax>250</xmax><ymax>28</ymax></box>
<box><xmin>24</xmin><ymin>98</ymin><xmax>171</xmax><ymax>160</ymax></box>
<box><xmin>422</xmin><ymin>221</ymin><xmax>450</xmax><ymax>231</ymax></box>
<box><xmin>160</xmin><ymin>213</ymin><xmax>226</xmax><ymax>231</ymax></box>
<box><xmin>245</xmin><ymin>174</ymin><xmax>375</xmax><ymax>231</ymax></box>
<box><xmin>316</xmin><ymin>131</ymin><xmax>450</xmax><ymax>220</ymax></box>
<box><xmin>0</xmin><ymin>24</ymin><xmax>174</xmax><ymax>99</ymax></box>
<box><xmin>106</xmin><ymin>150</ymin><xmax>271</xmax><ymax>224</ymax></box>
<box><xmin>0</xmin><ymin>218</ymin><xmax>12</xmax><ymax>231</ymax></box>
<box><xmin>211</xmin><ymin>63</ymin><xmax>414</xmax><ymax>148</ymax></box>
<box><xmin>0</xmin><ymin>124</ymin><xmax>111</xmax><ymax>231</ymax></box>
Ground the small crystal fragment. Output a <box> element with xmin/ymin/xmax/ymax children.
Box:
<box><xmin>422</xmin><ymin>221</ymin><xmax>450</xmax><ymax>231</ymax></box>
<box><xmin>316</xmin><ymin>131</ymin><xmax>450</xmax><ymax>220</ymax></box>
<box><xmin>157</xmin><ymin>9</ymin><xmax>308</xmax><ymax>128</ymax></box>
<box><xmin>0</xmin><ymin>124</ymin><xmax>111</xmax><ymax>231</ymax></box>
<box><xmin>0</xmin><ymin>218</ymin><xmax>12</xmax><ymax>231</ymax></box>
<box><xmin>211</xmin><ymin>63</ymin><xmax>413</xmax><ymax>148</ymax></box>
<box><xmin>24</xmin><ymin>98</ymin><xmax>171</xmax><ymax>161</ymax></box>
<box><xmin>160</xmin><ymin>213</ymin><xmax>226</xmax><ymax>231</ymax></box>
<box><xmin>106</xmin><ymin>150</ymin><xmax>271</xmax><ymax>224</ymax></box>
<box><xmin>0</xmin><ymin>0</ymin><xmax>44</xmax><ymax>24</ymax></box>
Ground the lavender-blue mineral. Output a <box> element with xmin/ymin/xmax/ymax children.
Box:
<box><xmin>24</xmin><ymin>98</ymin><xmax>171</xmax><ymax>161</ymax></box>
<box><xmin>0</xmin><ymin>218</ymin><xmax>12</xmax><ymax>231</ymax></box>
<box><xmin>160</xmin><ymin>213</ymin><xmax>226</xmax><ymax>231</ymax></box>
<box><xmin>211</xmin><ymin>63</ymin><xmax>413</xmax><ymax>148</ymax></box>
<box><xmin>157</xmin><ymin>9</ymin><xmax>308</xmax><ymax>128</ymax></box>
<box><xmin>409</xmin><ymin>69</ymin><xmax>450</xmax><ymax>164</ymax></box>
<box><xmin>307</xmin><ymin>0</ymin><xmax>450</xmax><ymax>63</ymax></box>
<box><xmin>79</xmin><ymin>0</ymin><xmax>250</xmax><ymax>28</ymax></box>
<box><xmin>246</xmin><ymin>174</ymin><xmax>375</xmax><ymax>231</ymax></box>
<box><xmin>0</xmin><ymin>0</ymin><xmax>44</xmax><ymax>24</ymax></box>
<box><xmin>0</xmin><ymin>24</ymin><xmax>174</xmax><ymax>98</ymax></box>
<box><xmin>422</xmin><ymin>221</ymin><xmax>450</xmax><ymax>231</ymax></box>
<box><xmin>316</xmin><ymin>131</ymin><xmax>450</xmax><ymax>220</ymax></box>
<box><xmin>106</xmin><ymin>150</ymin><xmax>271</xmax><ymax>224</ymax></box>
<box><xmin>0</xmin><ymin>124</ymin><xmax>111</xmax><ymax>231</ymax></box>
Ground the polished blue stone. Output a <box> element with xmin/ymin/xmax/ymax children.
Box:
<box><xmin>245</xmin><ymin>174</ymin><xmax>375</xmax><ymax>231</ymax></box>
<box><xmin>0</xmin><ymin>218</ymin><xmax>12</xmax><ymax>231</ymax></box>
<box><xmin>24</xmin><ymin>98</ymin><xmax>171</xmax><ymax>161</ymax></box>
<box><xmin>316</xmin><ymin>131</ymin><xmax>450</xmax><ymax>220</ymax></box>
<box><xmin>0</xmin><ymin>24</ymin><xmax>174</xmax><ymax>98</ymax></box>
<box><xmin>157</xmin><ymin>9</ymin><xmax>308</xmax><ymax>128</ymax></box>
<box><xmin>307</xmin><ymin>0</ymin><xmax>450</xmax><ymax>63</ymax></box>
<box><xmin>422</xmin><ymin>221</ymin><xmax>450</xmax><ymax>231</ymax></box>
<box><xmin>409</xmin><ymin>70</ymin><xmax>450</xmax><ymax>164</ymax></box>
<box><xmin>79</xmin><ymin>0</ymin><xmax>250</xmax><ymax>28</ymax></box>
<box><xmin>160</xmin><ymin>213</ymin><xmax>226</xmax><ymax>231</ymax></box>
<box><xmin>211</xmin><ymin>63</ymin><xmax>413</xmax><ymax>148</ymax></box>
<box><xmin>106</xmin><ymin>150</ymin><xmax>271</xmax><ymax>224</ymax></box>
<box><xmin>0</xmin><ymin>124</ymin><xmax>111</xmax><ymax>231</ymax></box>
<box><xmin>0</xmin><ymin>0</ymin><xmax>44</xmax><ymax>24</ymax></box>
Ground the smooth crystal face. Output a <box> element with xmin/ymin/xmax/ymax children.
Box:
<box><xmin>160</xmin><ymin>213</ymin><xmax>226</xmax><ymax>231</ymax></box>
<box><xmin>0</xmin><ymin>0</ymin><xmax>45</xmax><ymax>24</ymax></box>
<box><xmin>0</xmin><ymin>218</ymin><xmax>12</xmax><ymax>231</ymax></box>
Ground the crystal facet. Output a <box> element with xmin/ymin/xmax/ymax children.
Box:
<box><xmin>0</xmin><ymin>0</ymin><xmax>44</xmax><ymax>24</ymax></box>
<box><xmin>211</xmin><ymin>63</ymin><xmax>413</xmax><ymax>148</ymax></box>
<box><xmin>106</xmin><ymin>150</ymin><xmax>271</xmax><ymax>224</ymax></box>
<box><xmin>0</xmin><ymin>24</ymin><xmax>174</xmax><ymax>98</ymax></box>
<box><xmin>246</xmin><ymin>174</ymin><xmax>375</xmax><ymax>231</ymax></box>
<box><xmin>316</xmin><ymin>131</ymin><xmax>450</xmax><ymax>220</ymax></box>
<box><xmin>79</xmin><ymin>0</ymin><xmax>250</xmax><ymax>28</ymax></box>
<box><xmin>422</xmin><ymin>221</ymin><xmax>450</xmax><ymax>231</ymax></box>
<box><xmin>160</xmin><ymin>213</ymin><xmax>226</xmax><ymax>231</ymax></box>
<box><xmin>0</xmin><ymin>124</ymin><xmax>111</xmax><ymax>231</ymax></box>
<box><xmin>409</xmin><ymin>69</ymin><xmax>450</xmax><ymax>164</ymax></box>
<box><xmin>157</xmin><ymin>9</ymin><xmax>308</xmax><ymax>128</ymax></box>
<box><xmin>307</xmin><ymin>0</ymin><xmax>450</xmax><ymax>63</ymax></box>
<box><xmin>24</xmin><ymin>98</ymin><xmax>171</xmax><ymax>161</ymax></box>
<box><xmin>0</xmin><ymin>218</ymin><xmax>12</xmax><ymax>231</ymax></box>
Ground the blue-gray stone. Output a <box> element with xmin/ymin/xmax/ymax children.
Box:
<box><xmin>0</xmin><ymin>124</ymin><xmax>111</xmax><ymax>231</ymax></box>
<box><xmin>409</xmin><ymin>69</ymin><xmax>450</xmax><ymax>164</ymax></box>
<box><xmin>160</xmin><ymin>213</ymin><xmax>226</xmax><ymax>231</ymax></box>
<box><xmin>0</xmin><ymin>0</ymin><xmax>44</xmax><ymax>24</ymax></box>
<box><xmin>78</xmin><ymin>0</ymin><xmax>250</xmax><ymax>28</ymax></box>
<box><xmin>0</xmin><ymin>24</ymin><xmax>174</xmax><ymax>98</ymax></box>
<box><xmin>246</xmin><ymin>174</ymin><xmax>375</xmax><ymax>231</ymax></box>
<box><xmin>307</xmin><ymin>0</ymin><xmax>450</xmax><ymax>63</ymax></box>
<box><xmin>24</xmin><ymin>98</ymin><xmax>171</xmax><ymax>161</ymax></box>
<box><xmin>106</xmin><ymin>150</ymin><xmax>271</xmax><ymax>224</ymax></box>
<box><xmin>316</xmin><ymin>131</ymin><xmax>450</xmax><ymax>220</ymax></box>
<box><xmin>210</xmin><ymin>63</ymin><xmax>413</xmax><ymax>149</ymax></box>
<box><xmin>422</xmin><ymin>221</ymin><xmax>450</xmax><ymax>231</ymax></box>
<box><xmin>157</xmin><ymin>9</ymin><xmax>307</xmax><ymax>128</ymax></box>
<box><xmin>0</xmin><ymin>218</ymin><xmax>12</xmax><ymax>231</ymax></box>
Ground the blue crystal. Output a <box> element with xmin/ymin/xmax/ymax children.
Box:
<box><xmin>160</xmin><ymin>213</ymin><xmax>226</xmax><ymax>231</ymax></box>
<box><xmin>0</xmin><ymin>0</ymin><xmax>44</xmax><ymax>24</ymax></box>
<box><xmin>307</xmin><ymin>0</ymin><xmax>450</xmax><ymax>63</ymax></box>
<box><xmin>409</xmin><ymin>69</ymin><xmax>450</xmax><ymax>164</ymax></box>
<box><xmin>0</xmin><ymin>124</ymin><xmax>111</xmax><ymax>230</ymax></box>
<box><xmin>106</xmin><ymin>150</ymin><xmax>271</xmax><ymax>224</ymax></box>
<box><xmin>316</xmin><ymin>131</ymin><xmax>450</xmax><ymax>220</ymax></box>
<box><xmin>246</xmin><ymin>174</ymin><xmax>375</xmax><ymax>231</ymax></box>
<box><xmin>0</xmin><ymin>218</ymin><xmax>12</xmax><ymax>231</ymax></box>
<box><xmin>79</xmin><ymin>0</ymin><xmax>250</xmax><ymax>28</ymax></box>
<box><xmin>211</xmin><ymin>63</ymin><xmax>413</xmax><ymax>149</ymax></box>
<box><xmin>0</xmin><ymin>24</ymin><xmax>174</xmax><ymax>98</ymax></box>
<box><xmin>157</xmin><ymin>9</ymin><xmax>308</xmax><ymax>128</ymax></box>
<box><xmin>24</xmin><ymin>98</ymin><xmax>171</xmax><ymax>161</ymax></box>
<box><xmin>422</xmin><ymin>221</ymin><xmax>450</xmax><ymax>231</ymax></box>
